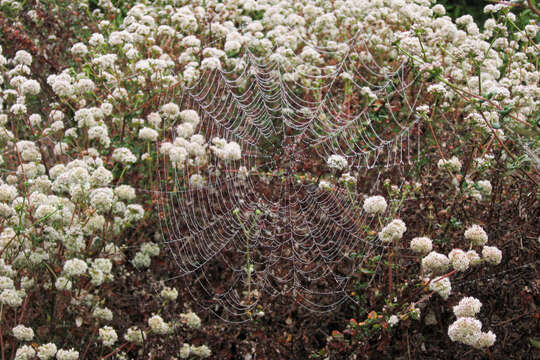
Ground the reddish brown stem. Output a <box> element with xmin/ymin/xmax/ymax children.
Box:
<box><xmin>102</xmin><ymin>342</ymin><xmax>131</xmax><ymax>360</ymax></box>
<box><xmin>0</xmin><ymin>322</ymin><xmax>4</xmax><ymax>360</ymax></box>
<box><xmin>388</xmin><ymin>248</ymin><xmax>393</xmax><ymax>295</ymax></box>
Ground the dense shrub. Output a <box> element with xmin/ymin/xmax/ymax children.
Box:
<box><xmin>0</xmin><ymin>0</ymin><xmax>538</xmax><ymax>359</ymax></box>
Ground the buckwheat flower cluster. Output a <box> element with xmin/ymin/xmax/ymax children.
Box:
<box><xmin>473</xmin><ymin>331</ymin><xmax>497</xmax><ymax>349</ymax></box>
<box><xmin>464</xmin><ymin>224</ymin><xmax>488</xmax><ymax>246</ymax></box>
<box><xmin>98</xmin><ymin>326</ymin><xmax>118</xmax><ymax>346</ymax></box>
<box><xmin>318</xmin><ymin>180</ymin><xmax>332</xmax><ymax>191</ymax></box>
<box><xmin>112</xmin><ymin>147</ymin><xmax>137</xmax><ymax>165</ymax></box>
<box><xmin>190</xmin><ymin>345</ymin><xmax>212</xmax><ymax>358</ymax></box>
<box><xmin>161</xmin><ymin>286</ymin><xmax>178</xmax><ymax>301</ymax></box>
<box><xmin>482</xmin><ymin>246</ymin><xmax>502</xmax><ymax>265</ymax></box>
<box><xmin>0</xmin><ymin>276</ymin><xmax>14</xmax><ymax>289</ymax></box>
<box><xmin>124</xmin><ymin>204</ymin><xmax>145</xmax><ymax>223</ymax></box>
<box><xmin>148</xmin><ymin>314</ymin><xmax>170</xmax><ymax>335</ymax></box>
<box><xmin>20</xmin><ymin>79</ymin><xmax>40</xmax><ymax>96</ymax></box>
<box><xmin>12</xmin><ymin>324</ymin><xmax>34</xmax><ymax>341</ymax></box>
<box><xmin>88</xmin><ymin>125</ymin><xmax>110</xmax><ymax>147</ymax></box>
<box><xmin>71</xmin><ymin>43</ymin><xmax>88</xmax><ymax>56</ymax></box>
<box><xmin>410</xmin><ymin>237</ymin><xmax>433</xmax><ymax>254</ymax></box>
<box><xmin>189</xmin><ymin>174</ymin><xmax>205</xmax><ymax>189</ymax></box>
<box><xmin>63</xmin><ymin>258</ymin><xmax>87</xmax><ymax>277</ymax></box>
<box><xmin>448</xmin><ymin>294</ymin><xmax>496</xmax><ymax>349</ymax></box>
<box><xmin>179</xmin><ymin>109</ymin><xmax>200</xmax><ymax>126</ymax></box>
<box><xmin>161</xmin><ymin>103</ymin><xmax>181</xmax><ymax>119</ymax></box>
<box><xmin>89</xmin><ymin>188</ymin><xmax>115</xmax><ymax>213</ymax></box>
<box><xmin>422</xmin><ymin>251</ymin><xmax>450</xmax><ymax>275</ymax></box>
<box><xmin>466</xmin><ymin>250</ymin><xmax>482</xmax><ymax>267</ymax></box>
<box><xmin>429</xmin><ymin>276</ymin><xmax>452</xmax><ymax>300</ymax></box>
<box><xmin>327</xmin><ymin>154</ymin><xmax>348</xmax><ymax>171</ymax></box>
<box><xmin>132</xmin><ymin>242</ymin><xmax>160</xmax><ymax>269</ymax></box>
<box><xmin>0</xmin><ymin>184</ymin><xmax>17</xmax><ymax>202</ymax></box>
<box><xmin>176</xmin><ymin>123</ymin><xmax>194</xmax><ymax>138</ymax></box>
<box><xmin>37</xmin><ymin>343</ymin><xmax>57</xmax><ymax>360</ymax></box>
<box><xmin>437</xmin><ymin>156</ymin><xmax>462</xmax><ymax>172</ymax></box>
<box><xmin>180</xmin><ymin>311</ymin><xmax>201</xmax><ymax>329</ymax></box>
<box><xmin>54</xmin><ymin>275</ymin><xmax>72</xmax><ymax>291</ymax></box>
<box><xmin>453</xmin><ymin>297</ymin><xmax>482</xmax><ymax>318</ymax></box>
<box><xmin>339</xmin><ymin>172</ymin><xmax>356</xmax><ymax>186</ymax></box>
<box><xmin>448</xmin><ymin>314</ymin><xmax>496</xmax><ymax>349</ymax></box>
<box><xmin>138</xmin><ymin>127</ymin><xmax>159</xmax><ymax>142</ymax></box>
<box><xmin>14</xmin><ymin>345</ymin><xmax>35</xmax><ymax>360</ymax></box>
<box><xmin>124</xmin><ymin>326</ymin><xmax>146</xmax><ymax>345</ymax></box>
<box><xmin>55</xmin><ymin>348</ymin><xmax>79</xmax><ymax>360</ymax></box>
<box><xmin>363</xmin><ymin>195</ymin><xmax>387</xmax><ymax>215</ymax></box>
<box><xmin>93</xmin><ymin>306</ymin><xmax>113</xmax><ymax>322</ymax></box>
<box><xmin>115</xmin><ymin>185</ymin><xmax>136</xmax><ymax>201</ymax></box>
<box><xmin>14</xmin><ymin>50</ymin><xmax>32</xmax><ymax>66</ymax></box>
<box><xmin>448</xmin><ymin>249</ymin><xmax>470</xmax><ymax>272</ymax></box>
<box><xmin>16</xmin><ymin>140</ymin><xmax>41</xmax><ymax>162</ymax></box>
<box><xmin>476</xmin><ymin>180</ymin><xmax>492</xmax><ymax>196</ymax></box>
<box><xmin>378</xmin><ymin>219</ymin><xmax>406</xmax><ymax>243</ymax></box>
<box><xmin>210</xmin><ymin>137</ymin><xmax>242</xmax><ymax>161</ymax></box>
<box><xmin>448</xmin><ymin>317</ymin><xmax>483</xmax><ymax>346</ymax></box>
<box><xmin>179</xmin><ymin>344</ymin><xmax>191</xmax><ymax>359</ymax></box>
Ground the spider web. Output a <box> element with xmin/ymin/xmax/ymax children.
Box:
<box><xmin>155</xmin><ymin>32</ymin><xmax>427</xmax><ymax>320</ymax></box>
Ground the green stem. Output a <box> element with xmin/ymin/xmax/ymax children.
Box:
<box><xmin>234</xmin><ymin>209</ymin><xmax>262</xmax><ymax>308</ymax></box>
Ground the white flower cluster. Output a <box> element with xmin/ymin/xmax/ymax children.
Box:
<box><xmin>180</xmin><ymin>109</ymin><xmax>200</xmax><ymax>126</ymax></box>
<box><xmin>378</xmin><ymin>219</ymin><xmax>406</xmax><ymax>243</ymax></box>
<box><xmin>453</xmin><ymin>296</ymin><xmax>482</xmax><ymax>318</ymax></box>
<box><xmin>98</xmin><ymin>326</ymin><xmax>118</xmax><ymax>346</ymax></box>
<box><xmin>482</xmin><ymin>246</ymin><xmax>502</xmax><ymax>265</ymax></box>
<box><xmin>190</xmin><ymin>345</ymin><xmax>212</xmax><ymax>358</ymax></box>
<box><xmin>148</xmin><ymin>314</ymin><xmax>171</xmax><ymax>335</ymax></box>
<box><xmin>410</xmin><ymin>237</ymin><xmax>433</xmax><ymax>254</ymax></box>
<box><xmin>56</xmin><ymin>348</ymin><xmax>79</xmax><ymax>360</ymax></box>
<box><xmin>132</xmin><ymin>241</ymin><xmax>160</xmax><ymax>268</ymax></box>
<box><xmin>124</xmin><ymin>326</ymin><xmax>146</xmax><ymax>345</ymax></box>
<box><xmin>93</xmin><ymin>306</ymin><xmax>113</xmax><ymax>322</ymax></box>
<box><xmin>339</xmin><ymin>172</ymin><xmax>356</xmax><ymax>186</ymax></box>
<box><xmin>138</xmin><ymin>127</ymin><xmax>159</xmax><ymax>142</ymax></box>
<box><xmin>112</xmin><ymin>147</ymin><xmax>137</xmax><ymax>165</ymax></box>
<box><xmin>37</xmin><ymin>343</ymin><xmax>58</xmax><ymax>360</ymax></box>
<box><xmin>210</xmin><ymin>137</ymin><xmax>242</xmax><ymax>161</ymax></box>
<box><xmin>473</xmin><ymin>179</ymin><xmax>492</xmax><ymax>200</ymax></box>
<box><xmin>180</xmin><ymin>311</ymin><xmax>202</xmax><ymax>329</ymax></box>
<box><xmin>180</xmin><ymin>344</ymin><xmax>212</xmax><ymax>359</ymax></box>
<box><xmin>15</xmin><ymin>345</ymin><xmax>35</xmax><ymax>360</ymax></box>
<box><xmin>429</xmin><ymin>276</ymin><xmax>452</xmax><ymax>300</ymax></box>
<box><xmin>464</xmin><ymin>224</ymin><xmax>488</xmax><ymax>245</ymax></box>
<box><xmin>422</xmin><ymin>251</ymin><xmax>450</xmax><ymax>275</ymax></box>
<box><xmin>318</xmin><ymin>180</ymin><xmax>333</xmax><ymax>191</ymax></box>
<box><xmin>160</xmin><ymin>131</ymin><xmax>210</xmax><ymax>170</ymax></box>
<box><xmin>327</xmin><ymin>154</ymin><xmax>348</xmax><ymax>171</ymax></box>
<box><xmin>464</xmin><ymin>225</ymin><xmax>502</xmax><ymax>265</ymax></box>
<box><xmin>63</xmin><ymin>258</ymin><xmax>87</xmax><ymax>277</ymax></box>
<box><xmin>161</xmin><ymin>286</ymin><xmax>179</xmax><ymax>301</ymax></box>
<box><xmin>419</xmin><ymin>226</ymin><xmax>501</xmax><ymax>306</ymax></box>
<box><xmin>437</xmin><ymin>156</ymin><xmax>462</xmax><ymax>172</ymax></box>
<box><xmin>448</xmin><ymin>249</ymin><xmax>470</xmax><ymax>272</ymax></box>
<box><xmin>448</xmin><ymin>296</ymin><xmax>496</xmax><ymax>349</ymax></box>
<box><xmin>12</xmin><ymin>324</ymin><xmax>34</xmax><ymax>341</ymax></box>
<box><xmin>363</xmin><ymin>195</ymin><xmax>387</xmax><ymax>215</ymax></box>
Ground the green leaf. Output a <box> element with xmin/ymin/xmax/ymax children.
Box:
<box><xmin>529</xmin><ymin>338</ymin><xmax>540</xmax><ymax>349</ymax></box>
<box><xmin>358</xmin><ymin>267</ymin><xmax>375</xmax><ymax>275</ymax></box>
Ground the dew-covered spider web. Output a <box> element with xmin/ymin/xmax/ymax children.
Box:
<box><xmin>155</xmin><ymin>31</ymin><xmax>428</xmax><ymax>320</ymax></box>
